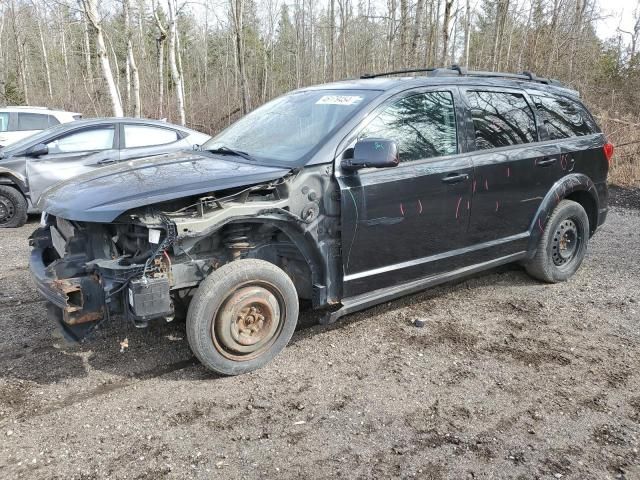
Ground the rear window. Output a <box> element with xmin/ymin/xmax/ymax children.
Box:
<box><xmin>17</xmin><ymin>113</ymin><xmax>58</xmax><ymax>131</ymax></box>
<box><xmin>466</xmin><ymin>91</ymin><xmax>537</xmax><ymax>150</ymax></box>
<box><xmin>124</xmin><ymin>124</ymin><xmax>179</xmax><ymax>148</ymax></box>
<box><xmin>531</xmin><ymin>95</ymin><xmax>598</xmax><ymax>140</ymax></box>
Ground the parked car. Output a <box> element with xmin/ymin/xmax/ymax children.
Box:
<box><xmin>0</xmin><ymin>106</ymin><xmax>81</xmax><ymax>147</ymax></box>
<box><xmin>0</xmin><ymin>118</ymin><xmax>210</xmax><ymax>227</ymax></box>
<box><xmin>29</xmin><ymin>67</ymin><xmax>612</xmax><ymax>375</ymax></box>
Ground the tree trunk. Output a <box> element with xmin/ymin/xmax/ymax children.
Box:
<box><xmin>35</xmin><ymin>10</ymin><xmax>53</xmax><ymax>100</ymax></box>
<box><xmin>399</xmin><ymin>0</ymin><xmax>408</xmax><ymax>66</ymax></box>
<box><xmin>231</xmin><ymin>0</ymin><xmax>250</xmax><ymax>114</ymax></box>
<box><xmin>464</xmin><ymin>0</ymin><xmax>471</xmax><ymax>67</ymax></box>
<box><xmin>152</xmin><ymin>0</ymin><xmax>167</xmax><ymax>118</ymax></box>
<box><xmin>440</xmin><ymin>0</ymin><xmax>454</xmax><ymax>66</ymax></box>
<box><xmin>329</xmin><ymin>0</ymin><xmax>335</xmax><ymax>80</ymax></box>
<box><xmin>410</xmin><ymin>0</ymin><xmax>425</xmax><ymax>65</ymax></box>
<box><xmin>168</xmin><ymin>0</ymin><xmax>186</xmax><ymax>124</ymax></box>
<box><xmin>124</xmin><ymin>0</ymin><xmax>141</xmax><ymax>117</ymax></box>
<box><xmin>82</xmin><ymin>0</ymin><xmax>123</xmax><ymax>116</ymax></box>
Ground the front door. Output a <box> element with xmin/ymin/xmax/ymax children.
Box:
<box><xmin>337</xmin><ymin>89</ymin><xmax>473</xmax><ymax>298</ymax></box>
<box><xmin>26</xmin><ymin>124</ymin><xmax>119</xmax><ymax>207</ymax></box>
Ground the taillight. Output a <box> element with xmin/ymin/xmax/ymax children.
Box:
<box><xmin>603</xmin><ymin>142</ymin><xmax>614</xmax><ymax>166</ymax></box>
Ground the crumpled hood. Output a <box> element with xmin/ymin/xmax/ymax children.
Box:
<box><xmin>41</xmin><ymin>150</ymin><xmax>291</xmax><ymax>222</ymax></box>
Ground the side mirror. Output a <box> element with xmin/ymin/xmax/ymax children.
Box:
<box><xmin>25</xmin><ymin>143</ymin><xmax>49</xmax><ymax>158</ymax></box>
<box><xmin>341</xmin><ymin>138</ymin><xmax>399</xmax><ymax>171</ymax></box>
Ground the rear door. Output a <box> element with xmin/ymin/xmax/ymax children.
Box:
<box><xmin>26</xmin><ymin>124</ymin><xmax>119</xmax><ymax>206</ymax></box>
<box><xmin>337</xmin><ymin>88</ymin><xmax>474</xmax><ymax>297</ymax></box>
<box><xmin>118</xmin><ymin>123</ymin><xmax>186</xmax><ymax>161</ymax></box>
<box><xmin>462</xmin><ymin>88</ymin><xmax>562</xmax><ymax>253</ymax></box>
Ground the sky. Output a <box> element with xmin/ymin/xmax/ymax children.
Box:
<box><xmin>597</xmin><ymin>0</ymin><xmax>638</xmax><ymax>43</ymax></box>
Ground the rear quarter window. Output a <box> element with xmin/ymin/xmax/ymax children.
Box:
<box><xmin>531</xmin><ymin>95</ymin><xmax>598</xmax><ymax>140</ymax></box>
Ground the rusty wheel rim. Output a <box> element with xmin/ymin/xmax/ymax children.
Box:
<box><xmin>212</xmin><ymin>282</ymin><xmax>284</xmax><ymax>361</ymax></box>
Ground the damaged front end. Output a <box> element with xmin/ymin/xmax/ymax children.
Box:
<box><xmin>29</xmin><ymin>213</ymin><xmax>178</xmax><ymax>340</ymax></box>
<box><xmin>29</xmin><ymin>168</ymin><xmax>339</xmax><ymax>342</ymax></box>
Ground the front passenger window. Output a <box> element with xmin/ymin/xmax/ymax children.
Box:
<box><xmin>47</xmin><ymin>127</ymin><xmax>115</xmax><ymax>154</ymax></box>
<box><xmin>359</xmin><ymin>91</ymin><xmax>458</xmax><ymax>163</ymax></box>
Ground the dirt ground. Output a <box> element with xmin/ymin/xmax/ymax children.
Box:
<box><xmin>0</xmin><ymin>191</ymin><xmax>639</xmax><ymax>480</ymax></box>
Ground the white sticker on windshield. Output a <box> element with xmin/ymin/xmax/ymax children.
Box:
<box><xmin>315</xmin><ymin>95</ymin><xmax>363</xmax><ymax>106</ymax></box>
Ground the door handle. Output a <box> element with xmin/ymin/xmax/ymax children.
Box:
<box><xmin>96</xmin><ymin>158</ymin><xmax>117</xmax><ymax>165</ymax></box>
<box><xmin>442</xmin><ymin>173</ymin><xmax>469</xmax><ymax>184</ymax></box>
<box><xmin>536</xmin><ymin>157</ymin><xmax>557</xmax><ymax>167</ymax></box>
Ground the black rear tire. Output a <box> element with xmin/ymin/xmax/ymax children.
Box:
<box><xmin>0</xmin><ymin>185</ymin><xmax>28</xmax><ymax>228</ymax></box>
<box><xmin>186</xmin><ymin>259</ymin><xmax>299</xmax><ymax>375</ymax></box>
<box><xmin>525</xmin><ymin>199</ymin><xmax>589</xmax><ymax>283</ymax></box>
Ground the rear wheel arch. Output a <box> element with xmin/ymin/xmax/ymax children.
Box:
<box><xmin>564</xmin><ymin>190</ymin><xmax>598</xmax><ymax>236</ymax></box>
<box><xmin>527</xmin><ymin>174</ymin><xmax>599</xmax><ymax>255</ymax></box>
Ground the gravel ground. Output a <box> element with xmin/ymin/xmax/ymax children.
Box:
<box><xmin>0</xmin><ymin>191</ymin><xmax>639</xmax><ymax>480</ymax></box>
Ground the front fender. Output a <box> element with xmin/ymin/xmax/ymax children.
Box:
<box><xmin>526</xmin><ymin>173</ymin><xmax>599</xmax><ymax>256</ymax></box>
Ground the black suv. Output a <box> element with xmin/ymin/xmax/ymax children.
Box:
<box><xmin>29</xmin><ymin>67</ymin><xmax>612</xmax><ymax>375</ymax></box>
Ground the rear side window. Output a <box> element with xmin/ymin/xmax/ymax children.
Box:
<box><xmin>124</xmin><ymin>125</ymin><xmax>179</xmax><ymax>148</ymax></box>
<box><xmin>466</xmin><ymin>91</ymin><xmax>537</xmax><ymax>150</ymax></box>
<box><xmin>0</xmin><ymin>113</ymin><xmax>8</xmax><ymax>132</ymax></box>
<box><xmin>17</xmin><ymin>113</ymin><xmax>57</xmax><ymax>131</ymax></box>
<box><xmin>531</xmin><ymin>95</ymin><xmax>598</xmax><ymax>140</ymax></box>
<box><xmin>359</xmin><ymin>91</ymin><xmax>458</xmax><ymax>163</ymax></box>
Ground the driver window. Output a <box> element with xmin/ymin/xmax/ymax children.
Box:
<box><xmin>47</xmin><ymin>127</ymin><xmax>115</xmax><ymax>154</ymax></box>
<box><xmin>359</xmin><ymin>91</ymin><xmax>458</xmax><ymax>163</ymax></box>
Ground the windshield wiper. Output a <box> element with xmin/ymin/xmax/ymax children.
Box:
<box><xmin>207</xmin><ymin>146</ymin><xmax>256</xmax><ymax>162</ymax></box>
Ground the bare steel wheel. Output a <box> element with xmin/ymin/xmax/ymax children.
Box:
<box><xmin>551</xmin><ymin>219</ymin><xmax>581</xmax><ymax>266</ymax></box>
<box><xmin>525</xmin><ymin>199</ymin><xmax>589</xmax><ymax>283</ymax></box>
<box><xmin>186</xmin><ymin>259</ymin><xmax>299</xmax><ymax>375</ymax></box>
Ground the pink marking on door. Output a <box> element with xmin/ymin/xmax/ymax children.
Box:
<box><xmin>455</xmin><ymin>197</ymin><xmax>462</xmax><ymax>219</ymax></box>
<box><xmin>506</xmin><ymin>166</ymin><xmax>511</xmax><ymax>177</ymax></box>
<box><xmin>417</xmin><ymin>199</ymin><xmax>423</xmax><ymax>214</ymax></box>
<box><xmin>400</xmin><ymin>203</ymin><xmax>405</xmax><ymax>216</ymax></box>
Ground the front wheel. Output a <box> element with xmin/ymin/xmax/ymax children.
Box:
<box><xmin>186</xmin><ymin>259</ymin><xmax>299</xmax><ymax>375</ymax></box>
<box><xmin>525</xmin><ymin>199</ymin><xmax>590</xmax><ymax>283</ymax></box>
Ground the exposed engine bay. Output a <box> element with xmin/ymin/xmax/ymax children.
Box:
<box><xmin>29</xmin><ymin>165</ymin><xmax>341</xmax><ymax>340</ymax></box>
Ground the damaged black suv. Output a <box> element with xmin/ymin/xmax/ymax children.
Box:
<box><xmin>30</xmin><ymin>67</ymin><xmax>612</xmax><ymax>375</ymax></box>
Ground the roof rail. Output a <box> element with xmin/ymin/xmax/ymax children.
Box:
<box><xmin>360</xmin><ymin>68</ymin><xmax>437</xmax><ymax>79</ymax></box>
<box><xmin>360</xmin><ymin>64</ymin><xmax>565</xmax><ymax>87</ymax></box>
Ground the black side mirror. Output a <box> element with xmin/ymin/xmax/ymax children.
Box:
<box><xmin>341</xmin><ymin>138</ymin><xmax>399</xmax><ymax>171</ymax></box>
<box><xmin>25</xmin><ymin>143</ymin><xmax>49</xmax><ymax>158</ymax></box>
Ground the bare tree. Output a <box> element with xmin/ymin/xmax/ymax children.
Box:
<box><xmin>81</xmin><ymin>0</ymin><xmax>123</xmax><ymax>116</ymax></box>
<box><xmin>167</xmin><ymin>0</ymin><xmax>186</xmax><ymax>124</ymax></box>
<box><xmin>230</xmin><ymin>0</ymin><xmax>250</xmax><ymax>114</ymax></box>
<box><xmin>124</xmin><ymin>0</ymin><xmax>141</xmax><ymax>117</ymax></box>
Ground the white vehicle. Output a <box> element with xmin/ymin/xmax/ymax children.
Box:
<box><xmin>0</xmin><ymin>107</ymin><xmax>81</xmax><ymax>147</ymax></box>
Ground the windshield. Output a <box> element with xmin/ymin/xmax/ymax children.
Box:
<box><xmin>202</xmin><ymin>89</ymin><xmax>379</xmax><ymax>164</ymax></box>
<box><xmin>0</xmin><ymin>123</ymin><xmax>70</xmax><ymax>156</ymax></box>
